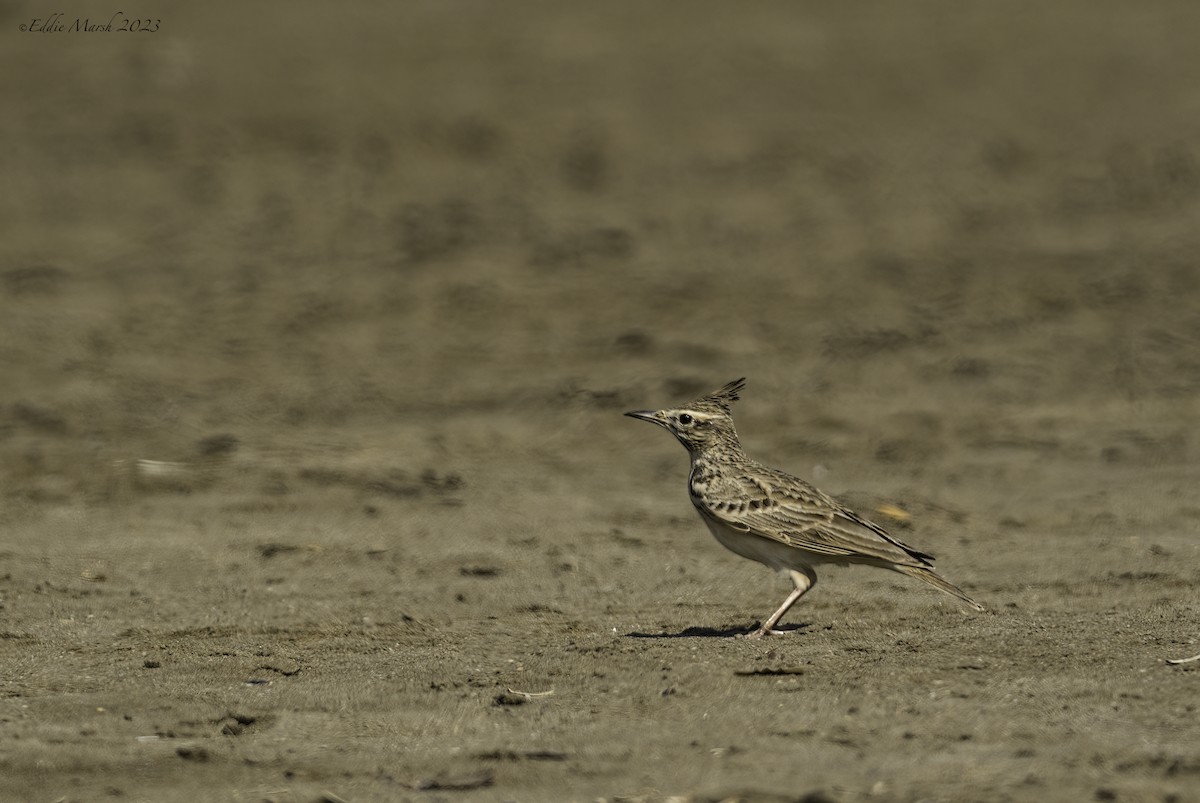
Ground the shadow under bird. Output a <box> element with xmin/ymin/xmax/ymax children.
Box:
<box><xmin>626</xmin><ymin>378</ymin><xmax>984</xmax><ymax>638</ymax></box>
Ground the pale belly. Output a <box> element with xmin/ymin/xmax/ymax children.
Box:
<box><xmin>696</xmin><ymin>510</ymin><xmax>853</xmax><ymax>572</ymax></box>
<box><xmin>699</xmin><ymin>514</ymin><xmax>804</xmax><ymax>571</ymax></box>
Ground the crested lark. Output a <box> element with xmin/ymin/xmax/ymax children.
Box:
<box><xmin>626</xmin><ymin>378</ymin><xmax>984</xmax><ymax>638</ymax></box>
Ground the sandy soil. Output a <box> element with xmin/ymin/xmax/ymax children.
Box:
<box><xmin>2</xmin><ymin>3</ymin><xmax>1198</xmax><ymax>801</ymax></box>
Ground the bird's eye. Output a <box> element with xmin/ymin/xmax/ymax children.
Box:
<box><xmin>678</xmin><ymin>413</ymin><xmax>693</xmax><ymax>426</ymax></box>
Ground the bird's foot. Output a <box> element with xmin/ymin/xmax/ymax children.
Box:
<box><xmin>738</xmin><ymin>627</ymin><xmax>788</xmax><ymax>640</ymax></box>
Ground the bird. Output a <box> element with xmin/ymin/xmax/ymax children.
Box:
<box><xmin>625</xmin><ymin>378</ymin><xmax>984</xmax><ymax>638</ymax></box>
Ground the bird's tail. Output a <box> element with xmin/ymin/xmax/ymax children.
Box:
<box><xmin>892</xmin><ymin>564</ymin><xmax>985</xmax><ymax>612</ymax></box>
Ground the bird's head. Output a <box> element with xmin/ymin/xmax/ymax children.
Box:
<box><xmin>625</xmin><ymin>378</ymin><xmax>745</xmax><ymax>454</ymax></box>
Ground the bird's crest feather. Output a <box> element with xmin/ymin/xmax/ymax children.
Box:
<box><xmin>689</xmin><ymin>378</ymin><xmax>746</xmax><ymax>414</ymax></box>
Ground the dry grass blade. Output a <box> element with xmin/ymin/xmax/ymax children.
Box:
<box><xmin>505</xmin><ymin>687</ymin><xmax>555</xmax><ymax>699</ymax></box>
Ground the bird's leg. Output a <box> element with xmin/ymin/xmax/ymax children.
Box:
<box><xmin>744</xmin><ymin>568</ymin><xmax>816</xmax><ymax>639</ymax></box>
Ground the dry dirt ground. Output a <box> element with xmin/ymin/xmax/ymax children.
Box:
<box><xmin>2</xmin><ymin>3</ymin><xmax>1199</xmax><ymax>802</ymax></box>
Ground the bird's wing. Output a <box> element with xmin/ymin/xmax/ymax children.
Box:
<box><xmin>697</xmin><ymin>473</ymin><xmax>934</xmax><ymax>567</ymax></box>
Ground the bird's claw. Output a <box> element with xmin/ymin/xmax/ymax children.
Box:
<box><xmin>738</xmin><ymin>627</ymin><xmax>788</xmax><ymax>640</ymax></box>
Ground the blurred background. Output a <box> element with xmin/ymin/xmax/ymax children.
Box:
<box><xmin>4</xmin><ymin>2</ymin><xmax>1200</xmax><ymax>505</ymax></box>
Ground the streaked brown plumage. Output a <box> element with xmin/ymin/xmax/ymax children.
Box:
<box><xmin>626</xmin><ymin>378</ymin><xmax>984</xmax><ymax>638</ymax></box>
